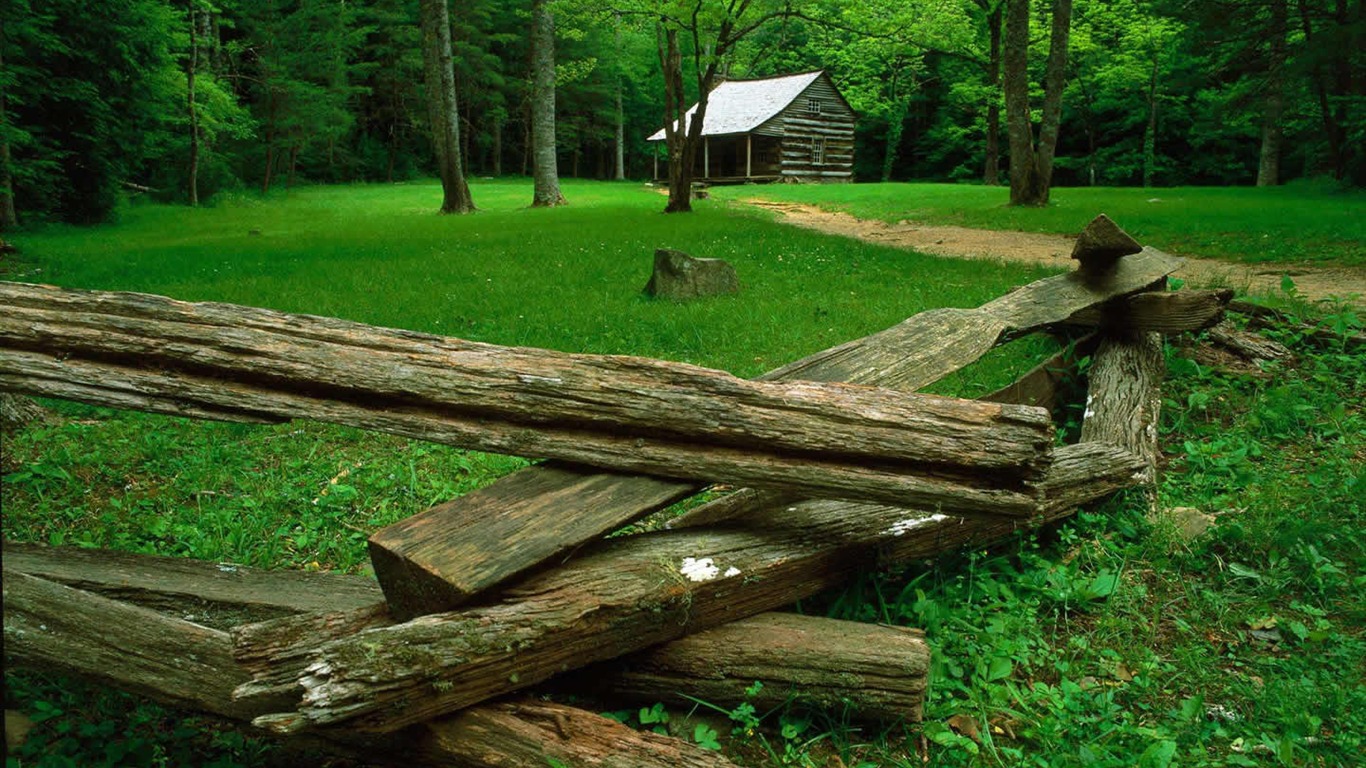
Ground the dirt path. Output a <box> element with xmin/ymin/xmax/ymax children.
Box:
<box><xmin>746</xmin><ymin>200</ymin><xmax>1366</xmax><ymax>305</ymax></box>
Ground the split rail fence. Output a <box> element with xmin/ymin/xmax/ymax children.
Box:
<box><xmin>1</xmin><ymin>215</ymin><xmax>1233</xmax><ymax>766</ymax></box>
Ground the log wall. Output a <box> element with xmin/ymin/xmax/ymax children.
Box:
<box><xmin>772</xmin><ymin>75</ymin><xmax>855</xmax><ymax>181</ymax></box>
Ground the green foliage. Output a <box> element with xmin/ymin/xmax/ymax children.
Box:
<box><xmin>2</xmin><ymin>0</ymin><xmax>184</xmax><ymax>223</ymax></box>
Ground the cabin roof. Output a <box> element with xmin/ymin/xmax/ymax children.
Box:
<box><xmin>646</xmin><ymin>70</ymin><xmax>828</xmax><ymax>141</ymax></box>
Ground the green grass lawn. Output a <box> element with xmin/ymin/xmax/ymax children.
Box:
<box><xmin>3</xmin><ymin>180</ymin><xmax>1363</xmax><ymax>767</ymax></box>
<box><xmin>708</xmin><ymin>181</ymin><xmax>1366</xmax><ymax>267</ymax></box>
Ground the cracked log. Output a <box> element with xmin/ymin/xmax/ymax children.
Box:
<box><xmin>369</xmin><ymin>247</ymin><xmax>1183</xmax><ymax>618</ymax></box>
<box><xmin>1061</xmin><ymin>289</ymin><xmax>1232</xmax><ymax>333</ymax></box>
<box><xmin>0</xmin><ymin>281</ymin><xmax>1053</xmax><ymax>518</ymax></box>
<box><xmin>3</xmin><ymin>540</ymin><xmax>926</xmax><ymax>727</ymax></box>
<box><xmin>235</xmin><ymin>441</ymin><xmax>1145</xmax><ymax>735</ymax></box>
<box><xmin>1</xmin><ymin>557</ymin><xmax>736</xmax><ymax>768</ymax></box>
<box><xmin>560</xmin><ymin>612</ymin><xmax>929</xmax><ymax>723</ymax></box>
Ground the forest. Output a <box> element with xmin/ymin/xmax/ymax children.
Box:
<box><xmin>1</xmin><ymin>0</ymin><xmax>1363</xmax><ymax>226</ymax></box>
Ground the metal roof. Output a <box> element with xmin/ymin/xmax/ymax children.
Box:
<box><xmin>646</xmin><ymin>71</ymin><xmax>825</xmax><ymax>141</ymax></box>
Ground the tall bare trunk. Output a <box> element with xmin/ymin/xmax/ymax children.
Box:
<box><xmin>984</xmin><ymin>2</ymin><xmax>1002</xmax><ymax>185</ymax></box>
<box><xmin>187</xmin><ymin>3</ymin><xmax>200</xmax><ymax>206</ymax></box>
<box><xmin>419</xmin><ymin>0</ymin><xmax>473</xmax><ymax>213</ymax></box>
<box><xmin>614</xmin><ymin>19</ymin><xmax>626</xmax><ymax>180</ymax></box>
<box><xmin>261</xmin><ymin>106</ymin><xmax>275</xmax><ymax>196</ymax></box>
<box><xmin>530</xmin><ymin>0</ymin><xmax>566</xmax><ymax>206</ymax></box>
<box><xmin>615</xmin><ymin>80</ymin><xmax>626</xmax><ymax>180</ymax></box>
<box><xmin>659</xmin><ymin>27</ymin><xmax>694</xmax><ymax>213</ymax></box>
<box><xmin>1257</xmin><ymin>0</ymin><xmax>1287</xmax><ymax>186</ymax></box>
<box><xmin>1005</xmin><ymin>0</ymin><xmax>1071</xmax><ymax>206</ymax></box>
<box><xmin>0</xmin><ymin>45</ymin><xmax>17</xmax><ymax>229</ymax></box>
<box><xmin>492</xmin><ymin>114</ymin><xmax>503</xmax><ymax>176</ymax></box>
<box><xmin>1142</xmin><ymin>58</ymin><xmax>1158</xmax><ymax>188</ymax></box>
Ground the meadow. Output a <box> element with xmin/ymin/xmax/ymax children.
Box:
<box><xmin>2</xmin><ymin>180</ymin><xmax>1363</xmax><ymax>767</ymax></box>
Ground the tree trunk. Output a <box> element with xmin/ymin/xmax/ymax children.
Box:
<box><xmin>366</xmin><ymin>247</ymin><xmax>1185</xmax><ymax>617</ymax></box>
<box><xmin>1142</xmin><ymin>57</ymin><xmax>1159</xmax><ymax>188</ymax></box>
<box><xmin>492</xmin><ymin>114</ymin><xmax>503</xmax><ymax>177</ymax></box>
<box><xmin>615</xmin><ymin>27</ymin><xmax>627</xmax><ymax>181</ymax></box>
<box><xmin>1005</xmin><ymin>0</ymin><xmax>1072</xmax><ymax>206</ymax></box>
<box><xmin>1258</xmin><ymin>0</ymin><xmax>1288</xmax><ymax>186</ymax></box>
<box><xmin>0</xmin><ymin>281</ymin><xmax>1057</xmax><ymax>519</ymax></box>
<box><xmin>1297</xmin><ymin>0</ymin><xmax>1349</xmax><ymax>179</ymax></box>
<box><xmin>286</xmin><ymin>145</ymin><xmax>299</xmax><ymax>189</ymax></box>
<box><xmin>659</xmin><ymin>27</ymin><xmax>694</xmax><ymax>212</ymax></box>
<box><xmin>985</xmin><ymin>2</ymin><xmax>1003</xmax><ymax>185</ymax></box>
<box><xmin>187</xmin><ymin>4</ymin><xmax>200</xmax><ymax>206</ymax></box>
<box><xmin>419</xmin><ymin>0</ymin><xmax>474</xmax><ymax>213</ymax></box>
<box><xmin>0</xmin><ymin>45</ymin><xmax>17</xmax><ymax>229</ymax></box>
<box><xmin>882</xmin><ymin>79</ymin><xmax>908</xmax><ymax>182</ymax></box>
<box><xmin>261</xmin><ymin>97</ymin><xmax>276</xmax><ymax>196</ymax></box>
<box><xmin>530</xmin><ymin>0</ymin><xmax>566</xmax><ymax>206</ymax></box>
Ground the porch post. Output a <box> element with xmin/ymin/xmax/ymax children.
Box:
<box><xmin>746</xmin><ymin>135</ymin><xmax>752</xmax><ymax>179</ymax></box>
<box><xmin>653</xmin><ymin>147</ymin><xmax>658</xmax><ymax>181</ymax></box>
<box><xmin>704</xmin><ymin>137</ymin><xmax>710</xmax><ymax>179</ymax></box>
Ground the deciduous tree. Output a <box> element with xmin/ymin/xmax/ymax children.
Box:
<box><xmin>1003</xmin><ymin>0</ymin><xmax>1072</xmax><ymax>205</ymax></box>
<box><xmin>419</xmin><ymin>0</ymin><xmax>475</xmax><ymax>213</ymax></box>
<box><xmin>531</xmin><ymin>0</ymin><xmax>567</xmax><ymax>206</ymax></box>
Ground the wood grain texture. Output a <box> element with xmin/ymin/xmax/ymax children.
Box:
<box><xmin>980</xmin><ymin>334</ymin><xmax>1096</xmax><ymax>412</ymax></box>
<box><xmin>2</xmin><ymin>541</ymin><xmax>383</xmax><ymax>628</ymax></box>
<box><xmin>369</xmin><ymin>463</ymin><xmax>697</xmax><ymax>619</ymax></box>
<box><xmin>368</xmin><ymin>249</ymin><xmax>1182</xmax><ymax>619</ymax></box>
<box><xmin>1062</xmin><ymin>289</ymin><xmax>1232</xmax><ymax>333</ymax></box>
<box><xmin>420</xmin><ymin>698</ymin><xmax>739</xmax><ymax>768</ymax></box>
<box><xmin>565</xmin><ymin>612</ymin><xmax>929</xmax><ymax>723</ymax></box>
<box><xmin>1</xmin><ymin>558</ymin><xmax>735</xmax><ymax>767</ymax></box>
<box><xmin>0</xmin><ymin>281</ymin><xmax>1053</xmax><ymax>517</ymax></box>
<box><xmin>761</xmin><ymin>247</ymin><xmax>1181</xmax><ymax>388</ymax></box>
<box><xmin>238</xmin><ymin>440</ymin><xmax>1145</xmax><ymax>736</ymax></box>
<box><xmin>1080</xmin><ymin>332</ymin><xmax>1166</xmax><ymax>489</ymax></box>
<box><xmin>2</xmin><ymin>568</ymin><xmax>280</xmax><ymax>720</ymax></box>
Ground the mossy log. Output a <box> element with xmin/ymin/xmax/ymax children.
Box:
<box><xmin>235</xmin><ymin>439</ymin><xmax>1144</xmax><ymax>735</ymax></box>
<box><xmin>562</xmin><ymin>612</ymin><xmax>930</xmax><ymax>723</ymax></box>
<box><xmin>2</xmin><ymin>556</ymin><xmax>737</xmax><ymax>768</ymax></box>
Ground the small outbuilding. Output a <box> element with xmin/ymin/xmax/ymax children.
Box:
<box><xmin>647</xmin><ymin>70</ymin><xmax>855</xmax><ymax>183</ymax></box>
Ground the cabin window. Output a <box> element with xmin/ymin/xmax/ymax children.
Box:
<box><xmin>806</xmin><ymin>98</ymin><xmax>822</xmax><ymax>115</ymax></box>
<box><xmin>812</xmin><ymin>137</ymin><xmax>825</xmax><ymax>164</ymax></box>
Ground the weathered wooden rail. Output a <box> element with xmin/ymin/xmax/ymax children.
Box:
<box><xmin>2</xmin><ymin>215</ymin><xmax>1232</xmax><ymax>765</ymax></box>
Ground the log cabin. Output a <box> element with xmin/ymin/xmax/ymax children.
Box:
<box><xmin>647</xmin><ymin>70</ymin><xmax>856</xmax><ymax>183</ymax></box>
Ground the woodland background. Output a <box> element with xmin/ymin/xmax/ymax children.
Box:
<box><xmin>1</xmin><ymin>0</ymin><xmax>1363</xmax><ymax>226</ymax></box>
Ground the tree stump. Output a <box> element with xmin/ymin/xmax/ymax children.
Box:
<box><xmin>644</xmin><ymin>249</ymin><xmax>738</xmax><ymax>300</ymax></box>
